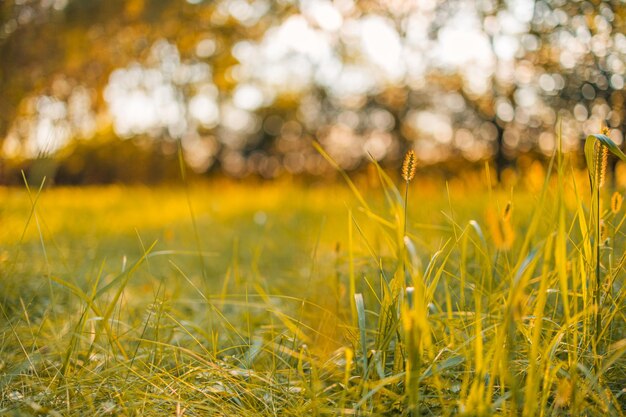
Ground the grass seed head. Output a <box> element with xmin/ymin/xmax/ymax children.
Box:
<box><xmin>486</xmin><ymin>205</ymin><xmax>515</xmax><ymax>251</ymax></box>
<box><xmin>601</xmin><ymin>126</ymin><xmax>610</xmax><ymax>136</ymax></box>
<box><xmin>554</xmin><ymin>378</ymin><xmax>572</xmax><ymax>408</ymax></box>
<box><xmin>600</xmin><ymin>219</ymin><xmax>608</xmax><ymax>243</ymax></box>
<box><xmin>611</xmin><ymin>192</ymin><xmax>622</xmax><ymax>214</ymax></box>
<box><xmin>503</xmin><ymin>201</ymin><xmax>512</xmax><ymax>221</ymax></box>
<box><xmin>594</xmin><ymin>140</ymin><xmax>608</xmax><ymax>188</ymax></box>
<box><xmin>402</xmin><ymin>150</ymin><xmax>417</xmax><ymax>182</ymax></box>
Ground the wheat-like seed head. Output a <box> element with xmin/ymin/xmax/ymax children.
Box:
<box><xmin>554</xmin><ymin>378</ymin><xmax>572</xmax><ymax>408</ymax></box>
<box><xmin>503</xmin><ymin>201</ymin><xmax>512</xmax><ymax>221</ymax></box>
<box><xmin>601</xmin><ymin>126</ymin><xmax>610</xmax><ymax>136</ymax></box>
<box><xmin>611</xmin><ymin>192</ymin><xmax>622</xmax><ymax>214</ymax></box>
<box><xmin>486</xmin><ymin>206</ymin><xmax>515</xmax><ymax>251</ymax></box>
<box><xmin>594</xmin><ymin>140</ymin><xmax>608</xmax><ymax>188</ymax></box>
<box><xmin>402</xmin><ymin>150</ymin><xmax>417</xmax><ymax>182</ymax></box>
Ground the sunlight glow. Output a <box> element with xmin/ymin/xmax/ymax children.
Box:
<box><xmin>189</xmin><ymin>93</ymin><xmax>220</xmax><ymax>128</ymax></box>
<box><xmin>103</xmin><ymin>41</ymin><xmax>210</xmax><ymax>139</ymax></box>
<box><xmin>360</xmin><ymin>15</ymin><xmax>404</xmax><ymax>81</ymax></box>
<box><xmin>301</xmin><ymin>0</ymin><xmax>343</xmax><ymax>32</ymax></box>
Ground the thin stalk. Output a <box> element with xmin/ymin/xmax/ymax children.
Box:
<box><xmin>401</xmin><ymin>149</ymin><xmax>416</xmax><ymax>285</ymax></box>
<box><xmin>404</xmin><ymin>180</ymin><xmax>409</xmax><ymax>239</ymax></box>
<box><xmin>404</xmin><ymin>180</ymin><xmax>410</xmax><ymax>285</ymax></box>
<box><xmin>595</xmin><ymin>182</ymin><xmax>601</xmax><ymax>349</ymax></box>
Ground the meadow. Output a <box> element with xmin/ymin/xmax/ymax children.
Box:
<box><xmin>1</xmin><ymin>143</ymin><xmax>625</xmax><ymax>416</ymax></box>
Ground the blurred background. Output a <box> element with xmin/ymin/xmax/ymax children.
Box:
<box><xmin>0</xmin><ymin>0</ymin><xmax>624</xmax><ymax>185</ymax></box>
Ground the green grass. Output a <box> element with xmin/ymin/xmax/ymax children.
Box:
<box><xmin>0</xmin><ymin>150</ymin><xmax>625</xmax><ymax>416</ymax></box>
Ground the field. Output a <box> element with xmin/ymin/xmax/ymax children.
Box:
<box><xmin>1</xmin><ymin>152</ymin><xmax>625</xmax><ymax>416</ymax></box>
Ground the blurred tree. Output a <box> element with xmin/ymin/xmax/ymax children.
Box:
<box><xmin>527</xmin><ymin>1</ymin><xmax>625</xmax><ymax>141</ymax></box>
<box><xmin>1</xmin><ymin>0</ymin><xmax>624</xmax><ymax>182</ymax></box>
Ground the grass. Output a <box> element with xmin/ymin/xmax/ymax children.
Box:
<box><xmin>0</xmin><ymin>144</ymin><xmax>625</xmax><ymax>416</ymax></box>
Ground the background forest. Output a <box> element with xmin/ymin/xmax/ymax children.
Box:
<box><xmin>1</xmin><ymin>0</ymin><xmax>625</xmax><ymax>183</ymax></box>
